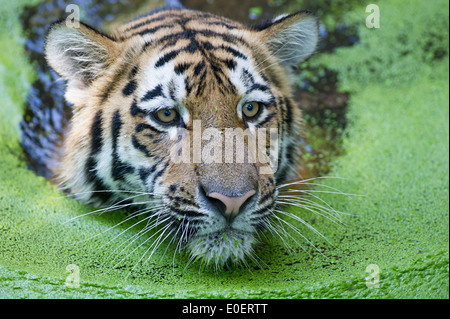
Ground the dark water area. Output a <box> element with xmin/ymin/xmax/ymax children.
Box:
<box><xmin>19</xmin><ymin>0</ymin><xmax>358</xmax><ymax>181</ymax></box>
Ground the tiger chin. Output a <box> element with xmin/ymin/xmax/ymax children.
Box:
<box><xmin>45</xmin><ymin>4</ymin><xmax>319</xmax><ymax>269</ymax></box>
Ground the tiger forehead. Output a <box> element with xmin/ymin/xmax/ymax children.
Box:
<box><xmin>114</xmin><ymin>10</ymin><xmax>277</xmax><ymax>117</ymax></box>
<box><xmin>118</xmin><ymin>9</ymin><xmax>248</xmax><ymax>39</ymax></box>
<box><xmin>117</xmin><ymin>9</ymin><xmax>264</xmax><ymax>80</ymax></box>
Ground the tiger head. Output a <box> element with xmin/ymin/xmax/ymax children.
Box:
<box><xmin>45</xmin><ymin>8</ymin><xmax>319</xmax><ymax>268</ymax></box>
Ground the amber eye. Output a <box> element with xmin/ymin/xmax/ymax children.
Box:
<box><xmin>154</xmin><ymin>108</ymin><xmax>179</xmax><ymax>124</ymax></box>
<box><xmin>242</xmin><ymin>102</ymin><xmax>261</xmax><ymax>119</ymax></box>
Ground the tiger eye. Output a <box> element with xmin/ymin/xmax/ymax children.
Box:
<box><xmin>242</xmin><ymin>102</ymin><xmax>260</xmax><ymax>119</ymax></box>
<box><xmin>156</xmin><ymin>109</ymin><xmax>177</xmax><ymax>123</ymax></box>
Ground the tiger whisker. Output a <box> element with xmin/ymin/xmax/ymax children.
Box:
<box><xmin>101</xmin><ymin>212</ymin><xmax>171</xmax><ymax>272</ymax></box>
<box><xmin>69</xmin><ymin>207</ymin><xmax>160</xmax><ymax>248</ymax></box>
<box><xmin>62</xmin><ymin>193</ymin><xmax>158</xmax><ymax>224</ymax></box>
<box><xmin>259</xmin><ymin>51</ymin><xmax>314</xmax><ymax>73</ymax></box>
<box><xmin>271</xmin><ymin>212</ymin><xmax>326</xmax><ymax>258</ymax></box>
<box><xmin>48</xmin><ymin>189</ymin><xmax>154</xmax><ymax>202</ymax></box>
<box><xmin>285</xmin><ymin>189</ymin><xmax>358</xmax><ymax>218</ymax></box>
<box><xmin>126</xmin><ymin>222</ymin><xmax>176</xmax><ymax>278</ymax></box>
<box><xmin>264</xmin><ymin>213</ymin><xmax>295</xmax><ymax>254</ymax></box>
<box><xmin>278</xmin><ymin>195</ymin><xmax>346</xmax><ymax>220</ymax></box>
<box><xmin>91</xmin><ymin>207</ymin><xmax>166</xmax><ymax>251</ymax></box>
<box><xmin>278</xmin><ymin>182</ymin><xmax>351</xmax><ymax>196</ymax></box>
<box><xmin>173</xmin><ymin>218</ymin><xmax>189</xmax><ymax>273</ymax></box>
<box><xmin>274</xmin><ymin>208</ymin><xmax>336</xmax><ymax>253</ymax></box>
<box><xmin>280</xmin><ymin>189</ymin><xmax>364</xmax><ymax>197</ymax></box>
<box><xmin>255</xmin><ymin>40</ymin><xmax>290</xmax><ymax>69</ymax></box>
<box><xmin>276</xmin><ymin>198</ymin><xmax>345</xmax><ymax>226</ymax></box>
<box><xmin>269</xmin><ymin>215</ymin><xmax>310</xmax><ymax>255</ymax></box>
<box><xmin>245</xmin><ymin>245</ymin><xmax>269</xmax><ymax>271</ymax></box>
<box><xmin>276</xmin><ymin>176</ymin><xmax>348</xmax><ymax>189</ymax></box>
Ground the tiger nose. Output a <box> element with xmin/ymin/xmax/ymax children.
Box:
<box><xmin>207</xmin><ymin>190</ymin><xmax>256</xmax><ymax>221</ymax></box>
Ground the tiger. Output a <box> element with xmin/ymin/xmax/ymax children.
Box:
<box><xmin>44</xmin><ymin>2</ymin><xmax>319</xmax><ymax>269</ymax></box>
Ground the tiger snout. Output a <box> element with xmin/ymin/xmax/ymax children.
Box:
<box><xmin>198</xmin><ymin>184</ymin><xmax>257</xmax><ymax>223</ymax></box>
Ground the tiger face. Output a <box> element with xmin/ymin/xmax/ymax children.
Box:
<box><xmin>45</xmin><ymin>8</ymin><xmax>318</xmax><ymax>268</ymax></box>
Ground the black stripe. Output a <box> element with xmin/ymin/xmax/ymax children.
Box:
<box><xmin>185</xmin><ymin>40</ymin><xmax>198</xmax><ymax>53</ymax></box>
<box><xmin>195</xmin><ymin>69</ymin><xmax>207</xmax><ymax>97</ymax></box>
<box><xmin>259</xmin><ymin>188</ymin><xmax>276</xmax><ymax>205</ymax></box>
<box><xmin>112</xmin><ymin>162</ymin><xmax>134</xmax><ymax>181</ymax></box>
<box><xmin>201</xmin><ymin>41</ymin><xmax>214</xmax><ymax>50</ymax></box>
<box><xmin>248</xmin><ymin>83</ymin><xmax>270</xmax><ymax>93</ymax></box>
<box><xmin>153</xmin><ymin>160</ymin><xmax>169</xmax><ymax>180</ymax></box>
<box><xmin>155</xmin><ymin>50</ymin><xmax>180</xmax><ymax>68</ymax></box>
<box><xmin>139</xmin><ymin>167</ymin><xmax>151</xmax><ymax>184</ymax></box>
<box><xmin>112</xmin><ymin>110</ymin><xmax>122</xmax><ymax>152</ymax></box>
<box><xmin>122</xmin><ymin>79</ymin><xmax>137</xmax><ymax>96</ymax></box>
<box><xmin>284</xmin><ymin>98</ymin><xmax>294</xmax><ymax>131</ymax></box>
<box><xmin>100</xmin><ymin>64</ymin><xmax>128</xmax><ymax>103</ymax></box>
<box><xmin>196</xmin><ymin>29</ymin><xmax>249</xmax><ymax>46</ymax></box>
<box><xmin>202</xmin><ymin>43</ymin><xmax>248</xmax><ymax>60</ymax></box>
<box><xmin>221</xmin><ymin>45</ymin><xmax>248</xmax><ymax>60</ymax></box>
<box><xmin>129</xmin><ymin>66</ymin><xmax>139</xmax><ymax>79</ymax></box>
<box><xmin>135</xmin><ymin>122</ymin><xmax>163</xmax><ymax>134</ymax></box>
<box><xmin>154</xmin><ymin>41</ymin><xmax>202</xmax><ymax>69</ymax></box>
<box><xmin>285</xmin><ymin>140</ymin><xmax>295</xmax><ymax>165</ymax></box>
<box><xmin>138</xmin><ymin>159</ymin><xmax>162</xmax><ymax>184</ymax></box>
<box><xmin>252</xmin><ymin>200</ymin><xmax>276</xmax><ymax>217</ymax></box>
<box><xmin>194</xmin><ymin>12</ymin><xmax>217</xmax><ymax>19</ymax></box>
<box><xmin>210</xmin><ymin>61</ymin><xmax>225</xmax><ymax>86</ymax></box>
<box><xmin>85</xmin><ymin>158</ymin><xmax>113</xmax><ymax>204</ymax></box>
<box><xmin>257</xmin><ymin>112</ymin><xmax>276</xmax><ymax>127</ymax></box>
<box><xmin>169</xmin><ymin>206</ymin><xmax>206</xmax><ymax>218</ymax></box>
<box><xmin>136</xmin><ymin>24</ymin><xmax>173</xmax><ymax>36</ymax></box>
<box><xmin>168</xmin><ymin>80</ymin><xmax>176</xmax><ymax>100</ymax></box>
<box><xmin>125</xmin><ymin>15</ymin><xmax>167</xmax><ymax>31</ymax></box>
<box><xmin>242</xmin><ymin>69</ymin><xmax>255</xmax><ymax>87</ymax></box>
<box><xmin>223</xmin><ymin>58</ymin><xmax>236</xmax><ymax>71</ymax></box>
<box><xmin>90</xmin><ymin>110</ymin><xmax>103</xmax><ymax>155</ymax></box>
<box><xmin>275</xmin><ymin>126</ymin><xmax>289</xmax><ymax>182</ymax></box>
<box><xmin>194</xmin><ymin>61</ymin><xmax>206</xmax><ymax>76</ymax></box>
<box><xmin>84</xmin><ymin>110</ymin><xmax>113</xmax><ymax>203</ymax></box>
<box><xmin>111</xmin><ymin>111</ymin><xmax>134</xmax><ymax>180</ymax></box>
<box><xmin>203</xmin><ymin>21</ymin><xmax>237</xmax><ymax>30</ymax></box>
<box><xmin>184</xmin><ymin>77</ymin><xmax>193</xmax><ymax>96</ymax></box>
<box><xmin>132</xmin><ymin>135</ymin><xmax>152</xmax><ymax>157</ymax></box>
<box><xmin>148</xmin><ymin>160</ymin><xmax>169</xmax><ymax>192</ymax></box>
<box><xmin>174</xmin><ymin>62</ymin><xmax>192</xmax><ymax>75</ymax></box>
<box><xmin>145</xmin><ymin>29</ymin><xmax>250</xmax><ymax>50</ymax></box>
<box><xmin>131</xmin><ymin>100</ymin><xmax>145</xmax><ymax>117</ymax></box>
<box><xmin>226</xmin><ymin>77</ymin><xmax>238</xmax><ymax>96</ymax></box>
<box><xmin>141</xmin><ymin>84</ymin><xmax>164</xmax><ymax>102</ymax></box>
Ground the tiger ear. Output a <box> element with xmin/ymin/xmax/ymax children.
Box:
<box><xmin>45</xmin><ymin>21</ymin><xmax>120</xmax><ymax>90</ymax></box>
<box><xmin>258</xmin><ymin>11</ymin><xmax>319</xmax><ymax>71</ymax></box>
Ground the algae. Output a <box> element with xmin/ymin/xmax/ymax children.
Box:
<box><xmin>0</xmin><ymin>0</ymin><xmax>448</xmax><ymax>298</ymax></box>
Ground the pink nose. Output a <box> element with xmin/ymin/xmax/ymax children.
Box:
<box><xmin>208</xmin><ymin>190</ymin><xmax>256</xmax><ymax>221</ymax></box>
